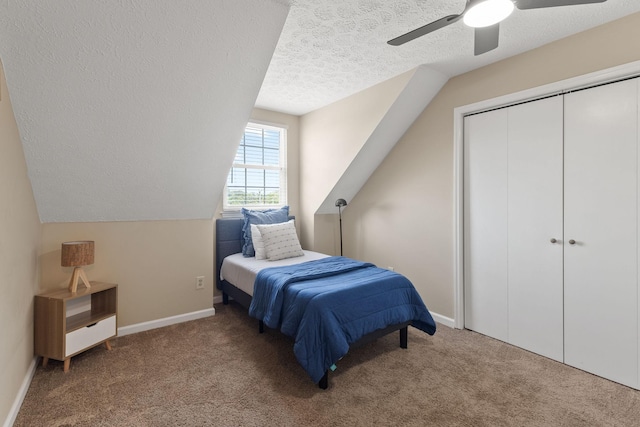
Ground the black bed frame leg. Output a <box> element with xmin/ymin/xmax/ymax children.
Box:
<box><xmin>318</xmin><ymin>371</ymin><xmax>328</xmax><ymax>389</ymax></box>
<box><xmin>222</xmin><ymin>292</ymin><xmax>229</xmax><ymax>305</ymax></box>
<box><xmin>259</xmin><ymin>320</ymin><xmax>264</xmax><ymax>334</ymax></box>
<box><xmin>400</xmin><ymin>326</ymin><xmax>408</xmax><ymax>349</ymax></box>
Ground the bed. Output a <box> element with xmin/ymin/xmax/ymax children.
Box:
<box><xmin>215</xmin><ymin>216</ymin><xmax>436</xmax><ymax>389</ymax></box>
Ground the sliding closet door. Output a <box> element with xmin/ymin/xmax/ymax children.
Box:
<box><xmin>464</xmin><ymin>109</ymin><xmax>509</xmax><ymax>342</ymax></box>
<box><xmin>507</xmin><ymin>97</ymin><xmax>564</xmax><ymax>362</ymax></box>
<box><xmin>564</xmin><ymin>78</ymin><xmax>639</xmax><ymax>388</ymax></box>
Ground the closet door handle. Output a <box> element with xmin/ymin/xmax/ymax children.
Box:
<box><xmin>550</xmin><ymin>238</ymin><xmax>557</xmax><ymax>243</ymax></box>
<box><xmin>568</xmin><ymin>239</ymin><xmax>576</xmax><ymax>245</ymax></box>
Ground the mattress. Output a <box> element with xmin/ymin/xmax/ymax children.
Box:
<box><xmin>220</xmin><ymin>250</ymin><xmax>329</xmax><ymax>295</ymax></box>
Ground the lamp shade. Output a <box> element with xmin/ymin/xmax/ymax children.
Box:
<box><xmin>61</xmin><ymin>241</ymin><xmax>95</xmax><ymax>267</ymax></box>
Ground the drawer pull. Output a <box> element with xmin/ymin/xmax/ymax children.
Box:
<box><xmin>86</xmin><ymin>322</ymin><xmax>97</xmax><ymax>328</ymax></box>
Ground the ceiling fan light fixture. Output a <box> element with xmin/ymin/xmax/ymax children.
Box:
<box><xmin>463</xmin><ymin>0</ymin><xmax>514</xmax><ymax>28</ymax></box>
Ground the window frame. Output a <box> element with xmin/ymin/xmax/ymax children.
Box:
<box><xmin>223</xmin><ymin>120</ymin><xmax>288</xmax><ymax>211</ymax></box>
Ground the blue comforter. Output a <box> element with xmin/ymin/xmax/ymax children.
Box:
<box><xmin>248</xmin><ymin>256</ymin><xmax>436</xmax><ymax>383</ymax></box>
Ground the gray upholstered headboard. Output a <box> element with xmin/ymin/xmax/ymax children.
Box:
<box><xmin>215</xmin><ymin>216</ymin><xmax>295</xmax><ymax>290</ymax></box>
<box><xmin>215</xmin><ymin>218</ymin><xmax>244</xmax><ymax>290</ymax></box>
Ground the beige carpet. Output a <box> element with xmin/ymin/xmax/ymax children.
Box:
<box><xmin>15</xmin><ymin>302</ymin><xmax>640</xmax><ymax>426</ymax></box>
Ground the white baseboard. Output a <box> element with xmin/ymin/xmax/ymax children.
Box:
<box><xmin>430</xmin><ymin>311</ymin><xmax>455</xmax><ymax>329</ymax></box>
<box><xmin>213</xmin><ymin>294</ymin><xmax>223</xmax><ymax>304</ymax></box>
<box><xmin>117</xmin><ymin>307</ymin><xmax>216</xmax><ymax>337</ymax></box>
<box><xmin>3</xmin><ymin>356</ymin><xmax>38</xmax><ymax>427</ymax></box>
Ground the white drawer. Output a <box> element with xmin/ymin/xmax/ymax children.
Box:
<box><xmin>65</xmin><ymin>315</ymin><xmax>116</xmax><ymax>357</ymax></box>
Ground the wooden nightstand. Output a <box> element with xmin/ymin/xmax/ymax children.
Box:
<box><xmin>34</xmin><ymin>282</ymin><xmax>117</xmax><ymax>372</ymax></box>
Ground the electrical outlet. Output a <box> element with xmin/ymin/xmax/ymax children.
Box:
<box><xmin>195</xmin><ymin>276</ymin><xmax>205</xmax><ymax>290</ymax></box>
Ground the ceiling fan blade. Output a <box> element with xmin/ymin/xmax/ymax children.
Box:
<box><xmin>474</xmin><ymin>24</ymin><xmax>500</xmax><ymax>56</ymax></box>
<box><xmin>387</xmin><ymin>14</ymin><xmax>463</xmax><ymax>46</ymax></box>
<box><xmin>515</xmin><ymin>0</ymin><xmax>606</xmax><ymax>10</ymax></box>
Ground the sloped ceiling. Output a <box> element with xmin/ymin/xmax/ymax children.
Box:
<box><xmin>0</xmin><ymin>0</ymin><xmax>289</xmax><ymax>223</ymax></box>
<box><xmin>316</xmin><ymin>66</ymin><xmax>448</xmax><ymax>214</ymax></box>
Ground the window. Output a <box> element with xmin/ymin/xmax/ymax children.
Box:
<box><xmin>224</xmin><ymin>122</ymin><xmax>287</xmax><ymax>209</ymax></box>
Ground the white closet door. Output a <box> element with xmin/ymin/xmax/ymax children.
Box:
<box><xmin>507</xmin><ymin>97</ymin><xmax>564</xmax><ymax>362</ymax></box>
<box><xmin>564</xmin><ymin>78</ymin><xmax>639</xmax><ymax>388</ymax></box>
<box><xmin>464</xmin><ymin>109</ymin><xmax>509</xmax><ymax>342</ymax></box>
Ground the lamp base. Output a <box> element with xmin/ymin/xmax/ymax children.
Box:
<box><xmin>68</xmin><ymin>267</ymin><xmax>92</xmax><ymax>293</ymax></box>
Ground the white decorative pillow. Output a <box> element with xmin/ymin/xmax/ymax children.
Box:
<box><xmin>256</xmin><ymin>219</ymin><xmax>304</xmax><ymax>261</ymax></box>
<box><xmin>250</xmin><ymin>223</ymin><xmax>267</xmax><ymax>260</ymax></box>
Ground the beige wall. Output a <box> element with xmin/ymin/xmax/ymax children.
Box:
<box><xmin>0</xmin><ymin>61</ymin><xmax>41</xmax><ymax>424</ymax></box>
<box><xmin>299</xmin><ymin>70</ymin><xmax>414</xmax><ymax>251</ymax></box>
<box><xmin>332</xmin><ymin>12</ymin><xmax>640</xmax><ymax>319</ymax></box>
<box><xmin>40</xmin><ymin>220</ymin><xmax>215</xmax><ymax>326</ymax></box>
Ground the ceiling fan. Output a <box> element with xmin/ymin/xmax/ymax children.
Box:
<box><xmin>388</xmin><ymin>0</ymin><xmax>607</xmax><ymax>55</ymax></box>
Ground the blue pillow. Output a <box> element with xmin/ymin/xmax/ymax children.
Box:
<box><xmin>241</xmin><ymin>206</ymin><xmax>289</xmax><ymax>257</ymax></box>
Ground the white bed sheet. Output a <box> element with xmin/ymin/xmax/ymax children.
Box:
<box><xmin>220</xmin><ymin>250</ymin><xmax>330</xmax><ymax>296</ymax></box>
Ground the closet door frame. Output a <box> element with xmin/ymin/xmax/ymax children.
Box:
<box><xmin>453</xmin><ymin>60</ymin><xmax>640</xmax><ymax>330</ymax></box>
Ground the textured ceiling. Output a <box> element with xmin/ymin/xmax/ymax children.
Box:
<box><xmin>2</xmin><ymin>0</ymin><xmax>639</xmax><ymax>223</ymax></box>
<box><xmin>0</xmin><ymin>0</ymin><xmax>289</xmax><ymax>222</ymax></box>
<box><xmin>256</xmin><ymin>0</ymin><xmax>640</xmax><ymax>115</ymax></box>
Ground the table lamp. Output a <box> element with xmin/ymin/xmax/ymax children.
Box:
<box><xmin>61</xmin><ymin>241</ymin><xmax>95</xmax><ymax>293</ymax></box>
